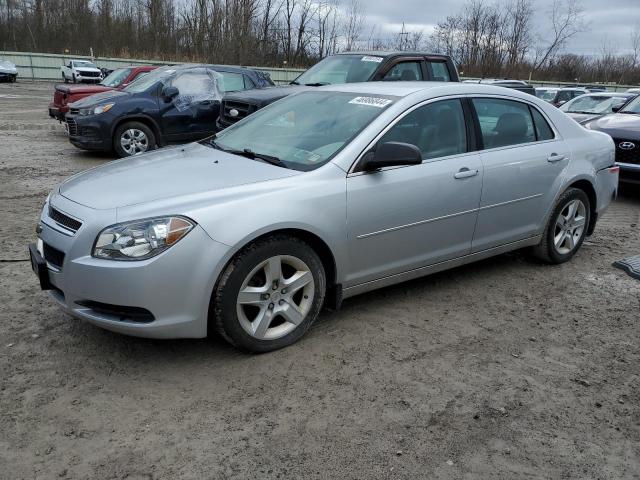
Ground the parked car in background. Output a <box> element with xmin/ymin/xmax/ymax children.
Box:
<box><xmin>548</xmin><ymin>87</ymin><xmax>590</xmax><ymax>107</ymax></box>
<box><xmin>559</xmin><ymin>92</ymin><xmax>636</xmax><ymax>124</ymax></box>
<box><xmin>584</xmin><ymin>94</ymin><xmax>640</xmax><ymax>184</ymax></box>
<box><xmin>65</xmin><ymin>64</ymin><xmax>274</xmax><ymax>157</ymax></box>
<box><xmin>31</xmin><ymin>82</ymin><xmax>618</xmax><ymax>351</ymax></box>
<box><xmin>535</xmin><ymin>87</ymin><xmax>559</xmax><ymax>102</ymax></box>
<box><xmin>0</xmin><ymin>59</ymin><xmax>18</xmax><ymax>82</ymax></box>
<box><xmin>61</xmin><ymin>60</ymin><xmax>103</xmax><ymax>84</ymax></box>
<box><xmin>49</xmin><ymin>65</ymin><xmax>157</xmax><ymax>120</ymax></box>
<box><xmin>467</xmin><ymin>79</ymin><xmax>536</xmax><ymax>96</ymax></box>
<box><xmin>626</xmin><ymin>87</ymin><xmax>640</xmax><ymax>94</ymax></box>
<box><xmin>217</xmin><ymin>51</ymin><xmax>459</xmax><ymax>129</ymax></box>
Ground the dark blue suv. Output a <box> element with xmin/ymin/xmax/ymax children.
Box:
<box><xmin>65</xmin><ymin>64</ymin><xmax>273</xmax><ymax>157</ymax></box>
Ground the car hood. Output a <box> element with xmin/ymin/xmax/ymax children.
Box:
<box><xmin>56</xmin><ymin>84</ymin><xmax>114</xmax><ymax>95</ymax></box>
<box><xmin>69</xmin><ymin>89</ymin><xmax>130</xmax><ymax>107</ymax></box>
<box><xmin>75</xmin><ymin>67</ymin><xmax>102</xmax><ymax>73</ymax></box>
<box><xmin>585</xmin><ymin>113</ymin><xmax>640</xmax><ymax>139</ymax></box>
<box><xmin>223</xmin><ymin>85</ymin><xmax>312</xmax><ymax>108</ymax></box>
<box><xmin>0</xmin><ymin>60</ymin><xmax>17</xmax><ymax>74</ymax></box>
<box><xmin>59</xmin><ymin>142</ymin><xmax>300</xmax><ymax>209</ymax></box>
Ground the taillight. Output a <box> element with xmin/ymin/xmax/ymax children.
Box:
<box><xmin>608</xmin><ymin>166</ymin><xmax>620</xmax><ymax>173</ymax></box>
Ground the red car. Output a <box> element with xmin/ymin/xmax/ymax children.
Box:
<box><xmin>48</xmin><ymin>65</ymin><xmax>157</xmax><ymax>120</ymax></box>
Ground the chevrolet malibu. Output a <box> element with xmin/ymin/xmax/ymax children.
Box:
<box><xmin>30</xmin><ymin>83</ymin><xmax>619</xmax><ymax>352</ymax></box>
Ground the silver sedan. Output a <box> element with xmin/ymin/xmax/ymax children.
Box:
<box><xmin>30</xmin><ymin>82</ymin><xmax>619</xmax><ymax>352</ymax></box>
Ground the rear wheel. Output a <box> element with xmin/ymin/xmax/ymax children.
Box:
<box><xmin>63</xmin><ymin>73</ymin><xmax>68</xmax><ymax>84</ymax></box>
<box><xmin>532</xmin><ymin>188</ymin><xmax>590</xmax><ymax>264</ymax></box>
<box><xmin>113</xmin><ymin>121</ymin><xmax>156</xmax><ymax>158</ymax></box>
<box><xmin>212</xmin><ymin>235</ymin><xmax>326</xmax><ymax>352</ymax></box>
<box><xmin>72</xmin><ymin>73</ymin><xmax>77</xmax><ymax>84</ymax></box>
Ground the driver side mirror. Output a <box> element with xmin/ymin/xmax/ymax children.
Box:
<box><xmin>361</xmin><ymin>142</ymin><xmax>422</xmax><ymax>171</ymax></box>
<box><xmin>162</xmin><ymin>86</ymin><xmax>179</xmax><ymax>102</ymax></box>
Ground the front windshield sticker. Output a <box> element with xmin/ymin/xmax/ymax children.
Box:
<box><xmin>361</xmin><ymin>56</ymin><xmax>383</xmax><ymax>63</ymax></box>
<box><xmin>348</xmin><ymin>96</ymin><xmax>393</xmax><ymax>108</ymax></box>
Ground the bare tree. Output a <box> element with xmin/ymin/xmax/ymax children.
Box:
<box><xmin>343</xmin><ymin>0</ymin><xmax>363</xmax><ymax>51</ymax></box>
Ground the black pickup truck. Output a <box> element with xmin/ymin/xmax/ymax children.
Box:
<box><xmin>217</xmin><ymin>51</ymin><xmax>460</xmax><ymax>129</ymax></box>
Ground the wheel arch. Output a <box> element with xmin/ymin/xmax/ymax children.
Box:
<box><xmin>565</xmin><ymin>178</ymin><xmax>597</xmax><ymax>235</ymax></box>
<box><xmin>111</xmin><ymin>115</ymin><xmax>163</xmax><ymax>147</ymax></box>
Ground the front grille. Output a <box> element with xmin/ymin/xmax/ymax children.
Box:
<box><xmin>221</xmin><ymin>100</ymin><xmax>257</xmax><ymax>125</ymax></box>
<box><xmin>613</xmin><ymin>138</ymin><xmax>640</xmax><ymax>165</ymax></box>
<box><xmin>49</xmin><ymin>206</ymin><xmax>82</xmax><ymax>233</ymax></box>
<box><xmin>79</xmin><ymin>71</ymin><xmax>100</xmax><ymax>78</ymax></box>
<box><xmin>66</xmin><ymin>118</ymin><xmax>78</xmax><ymax>136</ymax></box>
<box><xmin>75</xmin><ymin>300</ymin><xmax>155</xmax><ymax>323</ymax></box>
<box><xmin>43</xmin><ymin>243</ymin><xmax>65</xmax><ymax>269</ymax></box>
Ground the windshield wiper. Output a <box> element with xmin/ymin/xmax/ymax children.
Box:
<box><xmin>304</xmin><ymin>82</ymin><xmax>330</xmax><ymax>86</ymax></box>
<box><xmin>205</xmin><ymin>138</ymin><xmax>287</xmax><ymax>168</ymax></box>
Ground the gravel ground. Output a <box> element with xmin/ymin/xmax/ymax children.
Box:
<box><xmin>1</xmin><ymin>81</ymin><xmax>639</xmax><ymax>480</ymax></box>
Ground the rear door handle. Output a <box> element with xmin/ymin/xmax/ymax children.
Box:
<box><xmin>454</xmin><ymin>167</ymin><xmax>479</xmax><ymax>179</ymax></box>
<box><xmin>547</xmin><ymin>153</ymin><xmax>566</xmax><ymax>163</ymax></box>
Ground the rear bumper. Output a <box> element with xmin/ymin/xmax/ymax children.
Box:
<box><xmin>618</xmin><ymin>162</ymin><xmax>640</xmax><ymax>184</ymax></box>
<box><xmin>48</xmin><ymin>103</ymin><xmax>68</xmax><ymax>120</ymax></box>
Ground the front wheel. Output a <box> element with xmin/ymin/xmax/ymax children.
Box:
<box><xmin>532</xmin><ymin>188</ymin><xmax>590</xmax><ymax>264</ymax></box>
<box><xmin>212</xmin><ymin>235</ymin><xmax>326</xmax><ymax>352</ymax></box>
<box><xmin>63</xmin><ymin>73</ymin><xmax>68</xmax><ymax>84</ymax></box>
<box><xmin>72</xmin><ymin>74</ymin><xmax>76</xmax><ymax>84</ymax></box>
<box><xmin>113</xmin><ymin>121</ymin><xmax>156</xmax><ymax>158</ymax></box>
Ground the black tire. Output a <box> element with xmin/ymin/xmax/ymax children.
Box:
<box><xmin>72</xmin><ymin>74</ymin><xmax>76</xmax><ymax>84</ymax></box>
<box><xmin>531</xmin><ymin>188</ymin><xmax>591</xmax><ymax>264</ymax></box>
<box><xmin>211</xmin><ymin>235</ymin><xmax>326</xmax><ymax>353</ymax></box>
<box><xmin>113</xmin><ymin>121</ymin><xmax>156</xmax><ymax>158</ymax></box>
<box><xmin>63</xmin><ymin>73</ymin><xmax>68</xmax><ymax>84</ymax></box>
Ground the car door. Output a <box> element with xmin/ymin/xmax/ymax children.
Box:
<box><xmin>470</xmin><ymin>97</ymin><xmax>567</xmax><ymax>252</ymax></box>
<box><xmin>160</xmin><ymin>68</ymin><xmax>222</xmax><ymax>142</ymax></box>
<box><xmin>345</xmin><ymin>98</ymin><xmax>483</xmax><ymax>286</ymax></box>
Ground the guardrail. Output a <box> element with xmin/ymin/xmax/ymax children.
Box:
<box><xmin>2</xmin><ymin>51</ymin><xmax>639</xmax><ymax>91</ymax></box>
<box><xmin>0</xmin><ymin>51</ymin><xmax>305</xmax><ymax>85</ymax></box>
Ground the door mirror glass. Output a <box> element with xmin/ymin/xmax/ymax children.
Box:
<box><xmin>162</xmin><ymin>86</ymin><xmax>179</xmax><ymax>102</ymax></box>
<box><xmin>362</xmin><ymin>142</ymin><xmax>422</xmax><ymax>171</ymax></box>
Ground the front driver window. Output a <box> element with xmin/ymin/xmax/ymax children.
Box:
<box><xmin>382</xmin><ymin>61</ymin><xmax>423</xmax><ymax>81</ymax></box>
<box><xmin>378</xmin><ymin>99</ymin><xmax>467</xmax><ymax>160</ymax></box>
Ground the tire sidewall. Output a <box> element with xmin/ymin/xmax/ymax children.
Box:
<box><xmin>113</xmin><ymin>121</ymin><xmax>156</xmax><ymax>158</ymax></box>
<box><xmin>545</xmin><ymin>188</ymin><xmax>590</xmax><ymax>263</ymax></box>
<box><xmin>215</xmin><ymin>238</ymin><xmax>326</xmax><ymax>353</ymax></box>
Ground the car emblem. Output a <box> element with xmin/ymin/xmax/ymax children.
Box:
<box><xmin>229</xmin><ymin>109</ymin><xmax>239</xmax><ymax>118</ymax></box>
<box><xmin>619</xmin><ymin>141</ymin><xmax>636</xmax><ymax>150</ymax></box>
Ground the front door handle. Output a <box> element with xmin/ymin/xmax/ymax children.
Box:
<box><xmin>547</xmin><ymin>153</ymin><xmax>566</xmax><ymax>163</ymax></box>
<box><xmin>454</xmin><ymin>167</ymin><xmax>479</xmax><ymax>179</ymax></box>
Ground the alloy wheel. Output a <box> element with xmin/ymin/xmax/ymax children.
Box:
<box><xmin>236</xmin><ymin>255</ymin><xmax>315</xmax><ymax>340</ymax></box>
<box><xmin>120</xmin><ymin>128</ymin><xmax>149</xmax><ymax>155</ymax></box>
<box><xmin>553</xmin><ymin>199</ymin><xmax>587</xmax><ymax>255</ymax></box>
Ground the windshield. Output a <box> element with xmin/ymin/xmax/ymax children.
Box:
<box><xmin>101</xmin><ymin>68</ymin><xmax>131</xmax><ymax>87</ymax></box>
<box><xmin>74</xmin><ymin>61</ymin><xmax>97</xmax><ymax>69</ymax></box>
<box><xmin>293</xmin><ymin>55</ymin><xmax>383</xmax><ymax>86</ymax></box>
<box><xmin>211</xmin><ymin>91</ymin><xmax>396</xmax><ymax>171</ymax></box>
<box><xmin>536</xmin><ymin>89</ymin><xmax>557</xmax><ymax>102</ymax></box>
<box><xmin>560</xmin><ymin>95</ymin><xmax>630</xmax><ymax>114</ymax></box>
<box><xmin>619</xmin><ymin>95</ymin><xmax>640</xmax><ymax>113</ymax></box>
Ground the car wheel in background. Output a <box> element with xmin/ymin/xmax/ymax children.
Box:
<box><xmin>72</xmin><ymin>74</ymin><xmax>76</xmax><ymax>84</ymax></box>
<box><xmin>532</xmin><ymin>187</ymin><xmax>590</xmax><ymax>264</ymax></box>
<box><xmin>212</xmin><ymin>235</ymin><xmax>326</xmax><ymax>353</ymax></box>
<box><xmin>63</xmin><ymin>73</ymin><xmax>68</xmax><ymax>84</ymax></box>
<box><xmin>113</xmin><ymin>121</ymin><xmax>156</xmax><ymax>158</ymax></box>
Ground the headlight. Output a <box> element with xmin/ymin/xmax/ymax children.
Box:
<box><xmin>79</xmin><ymin>103</ymin><xmax>114</xmax><ymax>116</ymax></box>
<box><xmin>93</xmin><ymin>216</ymin><xmax>195</xmax><ymax>261</ymax></box>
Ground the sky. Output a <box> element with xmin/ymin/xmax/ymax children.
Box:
<box><xmin>360</xmin><ymin>0</ymin><xmax>640</xmax><ymax>56</ymax></box>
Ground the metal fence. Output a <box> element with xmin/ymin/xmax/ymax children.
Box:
<box><xmin>2</xmin><ymin>50</ymin><xmax>639</xmax><ymax>91</ymax></box>
<box><xmin>0</xmin><ymin>51</ymin><xmax>305</xmax><ymax>85</ymax></box>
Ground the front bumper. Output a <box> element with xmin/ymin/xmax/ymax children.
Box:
<box><xmin>31</xmin><ymin>194</ymin><xmax>231</xmax><ymax>338</ymax></box>
<box><xmin>66</xmin><ymin>113</ymin><xmax>112</xmax><ymax>151</ymax></box>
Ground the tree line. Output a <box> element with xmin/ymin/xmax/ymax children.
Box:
<box><xmin>2</xmin><ymin>0</ymin><xmax>640</xmax><ymax>85</ymax></box>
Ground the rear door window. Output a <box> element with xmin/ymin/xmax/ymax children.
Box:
<box><xmin>530</xmin><ymin>107</ymin><xmax>555</xmax><ymax>141</ymax></box>
<box><xmin>428</xmin><ymin>61</ymin><xmax>450</xmax><ymax>81</ymax></box>
<box><xmin>472</xmin><ymin>98</ymin><xmax>536</xmax><ymax>149</ymax></box>
<box><xmin>382</xmin><ymin>61</ymin><xmax>424</xmax><ymax>81</ymax></box>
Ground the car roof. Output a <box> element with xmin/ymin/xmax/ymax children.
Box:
<box><xmin>336</xmin><ymin>51</ymin><xmax>451</xmax><ymax>59</ymax></box>
<box><xmin>162</xmin><ymin>63</ymin><xmax>261</xmax><ymax>74</ymax></box>
<box><xmin>315</xmin><ymin>81</ymin><xmax>538</xmax><ymax>99</ymax></box>
<box><xmin>577</xmin><ymin>92</ymin><xmax>633</xmax><ymax>97</ymax></box>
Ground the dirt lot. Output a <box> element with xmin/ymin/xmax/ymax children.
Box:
<box><xmin>1</xmin><ymin>81</ymin><xmax>639</xmax><ymax>480</ymax></box>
